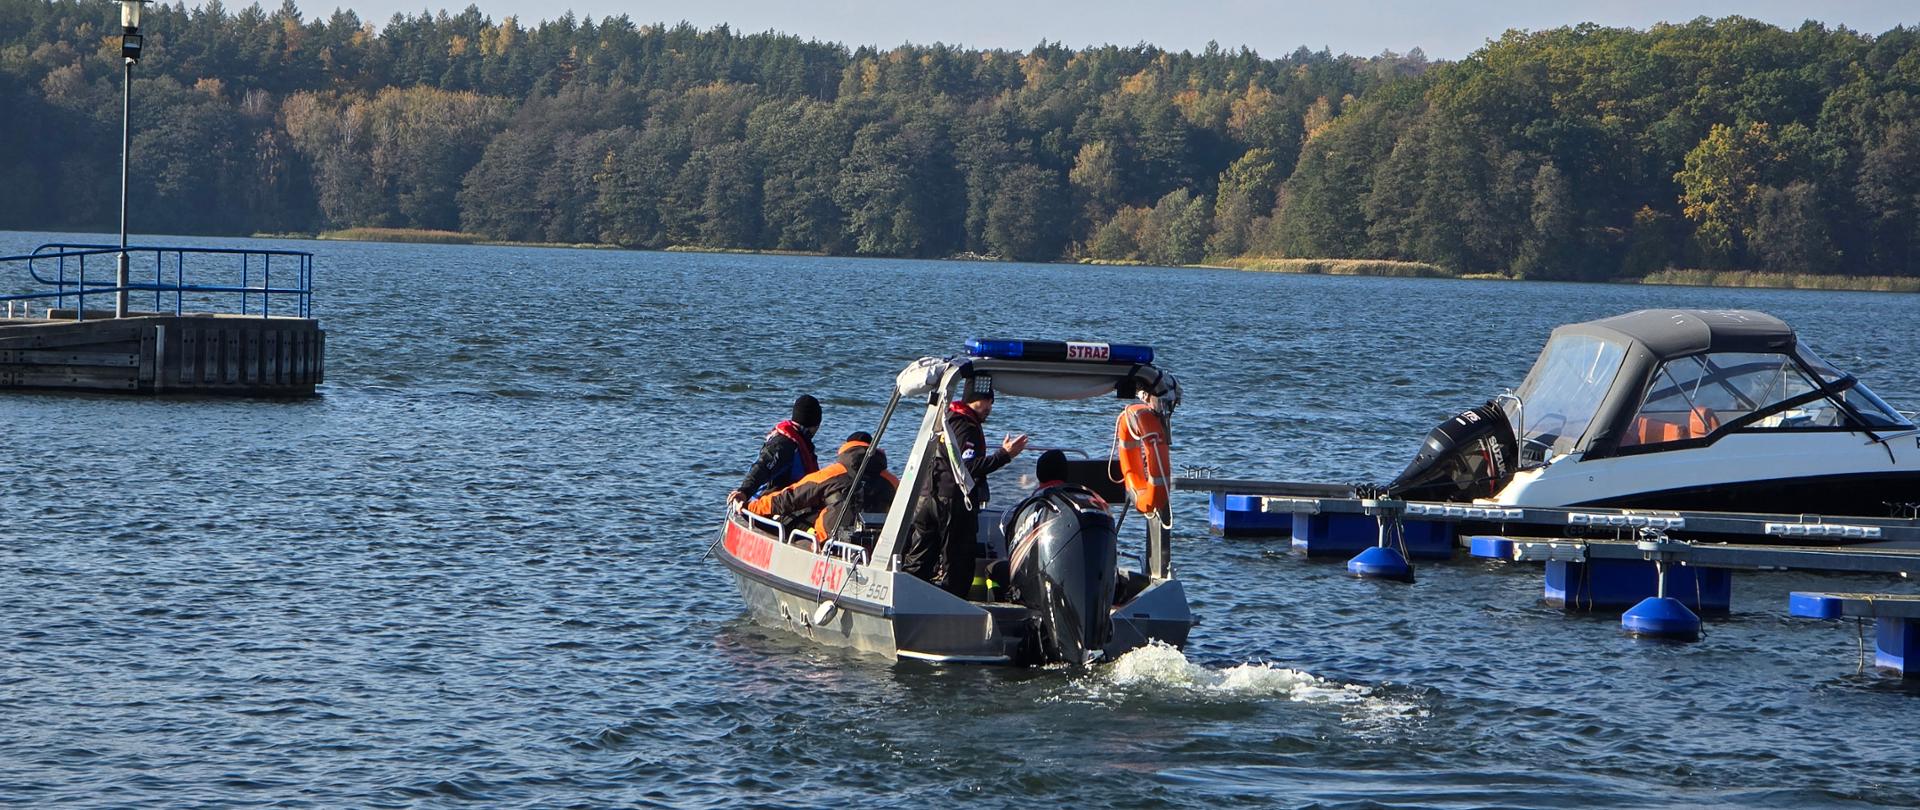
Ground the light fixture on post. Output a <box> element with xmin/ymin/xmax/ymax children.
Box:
<box><xmin>115</xmin><ymin>0</ymin><xmax>148</xmax><ymax>318</ymax></box>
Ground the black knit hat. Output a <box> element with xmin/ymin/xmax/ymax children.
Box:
<box><xmin>1035</xmin><ymin>449</ymin><xmax>1068</xmax><ymax>483</ymax></box>
<box><xmin>792</xmin><ymin>394</ymin><xmax>822</xmax><ymax>427</ymax></box>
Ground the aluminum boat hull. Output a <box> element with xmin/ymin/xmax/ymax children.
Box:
<box><xmin>715</xmin><ymin>517</ymin><xmax>1191</xmax><ymax>664</ymax></box>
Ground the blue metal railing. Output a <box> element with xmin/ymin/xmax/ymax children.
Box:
<box><xmin>0</xmin><ymin>243</ymin><xmax>314</xmax><ymax>320</ymax></box>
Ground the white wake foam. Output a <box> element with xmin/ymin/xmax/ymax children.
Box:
<box><xmin>1102</xmin><ymin>641</ymin><xmax>1372</xmax><ymax>704</ymax></box>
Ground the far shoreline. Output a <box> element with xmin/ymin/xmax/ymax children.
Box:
<box><xmin>9</xmin><ymin>226</ymin><xmax>1915</xmax><ymax>294</ymax></box>
<box><xmin>220</xmin><ymin>230</ymin><xmax>1920</xmax><ymax>294</ymax></box>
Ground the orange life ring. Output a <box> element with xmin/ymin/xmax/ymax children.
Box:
<box><xmin>1116</xmin><ymin>404</ymin><xmax>1171</xmax><ymax>517</ymax></box>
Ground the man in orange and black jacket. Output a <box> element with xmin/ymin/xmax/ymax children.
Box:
<box><xmin>748</xmin><ymin>433</ymin><xmax>898</xmax><ymax>545</ymax></box>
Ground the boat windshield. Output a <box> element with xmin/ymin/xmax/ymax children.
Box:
<box><xmin>1795</xmin><ymin>346</ymin><xmax>1850</xmax><ymax>386</ymax></box>
<box><xmin>1796</xmin><ymin>346</ymin><xmax>1914</xmax><ymax>429</ymax></box>
<box><xmin>1620</xmin><ymin>350</ymin><xmax>1915</xmax><ymax>448</ymax></box>
<box><xmin>1622</xmin><ymin>352</ymin><xmax>1820</xmax><ymax>446</ymax></box>
<box><xmin>1516</xmin><ymin>334</ymin><xmax>1629</xmax><ymax>455</ymax></box>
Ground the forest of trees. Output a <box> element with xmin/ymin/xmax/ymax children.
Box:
<box><xmin>2</xmin><ymin>0</ymin><xmax>1917</xmax><ymax>278</ymax></box>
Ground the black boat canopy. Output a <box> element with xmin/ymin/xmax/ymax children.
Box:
<box><xmin>1553</xmin><ymin>309</ymin><xmax>1795</xmax><ymax>360</ymax></box>
<box><xmin>1513</xmin><ymin>309</ymin><xmax>1810</xmax><ymax>458</ymax></box>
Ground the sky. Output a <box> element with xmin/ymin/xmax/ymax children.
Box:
<box><xmin>298</xmin><ymin>0</ymin><xmax>1919</xmax><ymax>60</ymax></box>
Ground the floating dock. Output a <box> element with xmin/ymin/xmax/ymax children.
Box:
<box><xmin>1491</xmin><ymin>536</ymin><xmax>1920</xmax><ymax>655</ymax></box>
<box><xmin>1181</xmin><ymin>477</ymin><xmax>1920</xmax><ymax>676</ymax></box>
<box><xmin>0</xmin><ymin>244</ymin><xmax>323</xmax><ymax>396</ymax></box>
<box><xmin>1790</xmin><ymin>593</ymin><xmax>1920</xmax><ymax>676</ymax></box>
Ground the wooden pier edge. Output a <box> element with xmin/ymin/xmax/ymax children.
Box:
<box><xmin>0</xmin><ymin>313</ymin><xmax>324</xmax><ymax>396</ymax></box>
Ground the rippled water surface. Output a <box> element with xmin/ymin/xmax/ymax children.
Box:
<box><xmin>4</xmin><ymin>230</ymin><xmax>1919</xmax><ymax>807</ymax></box>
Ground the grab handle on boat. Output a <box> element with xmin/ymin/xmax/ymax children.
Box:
<box><xmin>744</xmin><ymin>511</ymin><xmax>790</xmax><ymax>545</ymax></box>
<box><xmin>823</xmin><ymin>540</ymin><xmax>870</xmax><ymax>568</ymax></box>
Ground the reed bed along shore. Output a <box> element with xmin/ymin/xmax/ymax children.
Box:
<box><xmin>1218</xmin><ymin>259</ymin><xmax>1919</xmax><ymax>293</ymax></box>
<box><xmin>1214</xmin><ymin>257</ymin><xmax>1455</xmax><ymax>278</ymax></box>
<box><xmin>1641</xmin><ymin>269</ymin><xmax>1920</xmax><ymax>293</ymax></box>
<box><xmin>303</xmin><ymin>228</ymin><xmax>616</xmax><ymax>249</ymax></box>
<box><xmin>316</xmin><ymin>228</ymin><xmax>480</xmax><ymax>244</ymax></box>
<box><xmin>253</xmin><ymin>236</ymin><xmax>1920</xmax><ymax>295</ymax></box>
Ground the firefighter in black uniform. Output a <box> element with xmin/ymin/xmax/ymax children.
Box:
<box><xmin>729</xmin><ymin>394</ymin><xmax>823</xmax><ymax>507</ymax></box>
<box><xmin>903</xmin><ymin>372</ymin><xmax>1028</xmax><ymax>597</ymax></box>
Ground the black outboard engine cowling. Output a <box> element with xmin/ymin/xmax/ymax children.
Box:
<box><xmin>1383</xmin><ymin>400</ymin><xmax>1519</xmax><ymax>502</ymax></box>
<box><xmin>1004</xmin><ymin>487</ymin><xmax>1118</xmax><ymax>667</ymax></box>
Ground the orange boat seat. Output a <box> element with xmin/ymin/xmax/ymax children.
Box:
<box><xmin>1625</xmin><ymin>406</ymin><xmax>1719</xmax><ymax>447</ymax></box>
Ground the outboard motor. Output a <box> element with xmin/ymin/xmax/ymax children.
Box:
<box><xmin>1383</xmin><ymin>400</ymin><xmax>1519</xmax><ymax>502</ymax></box>
<box><xmin>1004</xmin><ymin>487</ymin><xmax>1118</xmax><ymax>667</ymax></box>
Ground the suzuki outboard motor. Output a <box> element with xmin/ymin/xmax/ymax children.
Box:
<box><xmin>1383</xmin><ymin>400</ymin><xmax>1519</xmax><ymax>502</ymax></box>
<box><xmin>1004</xmin><ymin>487</ymin><xmax>1118</xmax><ymax>667</ymax></box>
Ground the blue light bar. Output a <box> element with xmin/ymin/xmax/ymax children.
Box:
<box><xmin>965</xmin><ymin>338</ymin><xmax>1153</xmax><ymax>365</ymax></box>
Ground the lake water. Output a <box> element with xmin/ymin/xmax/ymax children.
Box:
<box><xmin>3</xmin><ymin>230</ymin><xmax>1918</xmax><ymax>807</ymax></box>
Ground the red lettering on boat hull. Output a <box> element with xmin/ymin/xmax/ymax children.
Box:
<box><xmin>724</xmin><ymin>522</ymin><xmax>775</xmax><ymax>569</ymax></box>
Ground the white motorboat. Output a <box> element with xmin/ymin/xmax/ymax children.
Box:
<box><xmin>1386</xmin><ymin>310</ymin><xmax>1920</xmax><ymax>528</ymax></box>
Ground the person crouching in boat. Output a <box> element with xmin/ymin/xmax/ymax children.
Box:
<box><xmin>747</xmin><ymin>432</ymin><xmax>898</xmax><ymax>548</ymax></box>
<box><xmin>729</xmin><ymin>395</ymin><xmax>822</xmax><ymax>507</ymax></box>
<box><xmin>903</xmin><ymin>372</ymin><xmax>1029</xmax><ymax>597</ymax></box>
<box><xmin>1006</xmin><ymin>449</ymin><xmax>1086</xmax><ymax>515</ymax></box>
<box><xmin>986</xmin><ymin>449</ymin><xmax>1104</xmax><ymax>600</ymax></box>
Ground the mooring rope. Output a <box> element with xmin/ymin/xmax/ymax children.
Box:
<box><xmin>1693</xmin><ymin>564</ymin><xmax>1706</xmax><ymax>641</ymax></box>
<box><xmin>1856</xmin><ymin>595</ymin><xmax>1878</xmax><ymax>675</ymax></box>
<box><xmin>1855</xmin><ymin>617</ymin><xmax>1868</xmax><ymax>675</ymax></box>
<box><xmin>1579</xmin><ymin>556</ymin><xmax>1595</xmax><ymax>613</ymax></box>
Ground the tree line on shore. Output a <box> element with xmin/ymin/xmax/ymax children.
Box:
<box><xmin>2</xmin><ymin>0</ymin><xmax>1917</xmax><ymax>278</ymax></box>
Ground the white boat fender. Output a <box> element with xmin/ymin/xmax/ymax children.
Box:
<box><xmin>811</xmin><ymin>570</ymin><xmax>856</xmax><ymax>626</ymax></box>
<box><xmin>1131</xmin><ymin>366</ymin><xmax>1182</xmax><ymax>409</ymax></box>
<box><xmin>894</xmin><ymin>356</ymin><xmax>948</xmax><ymax>397</ymax></box>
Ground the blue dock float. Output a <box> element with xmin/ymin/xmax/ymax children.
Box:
<box><xmin>1789</xmin><ymin>592</ymin><xmax>1920</xmax><ymax>678</ymax></box>
<box><xmin>1544</xmin><ymin>558</ymin><xmax>1732</xmax><ymax>615</ymax></box>
<box><xmin>1348</xmin><ymin>545</ymin><xmax>1415</xmax><ymax>581</ymax></box>
<box><xmin>1292</xmin><ymin>514</ymin><xmax>1455</xmax><ymax>559</ymax></box>
<box><xmin>1208</xmin><ymin>493</ymin><xmax>1293</xmax><ymax>537</ymax></box>
<box><xmin>1621</xmin><ymin>595</ymin><xmax>1703</xmax><ymax>641</ymax></box>
<box><xmin>1469</xmin><ymin>535</ymin><xmax>1517</xmax><ymax>559</ymax></box>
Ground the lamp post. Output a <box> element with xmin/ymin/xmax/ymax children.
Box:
<box><xmin>115</xmin><ymin>0</ymin><xmax>147</xmax><ymax>318</ymax></box>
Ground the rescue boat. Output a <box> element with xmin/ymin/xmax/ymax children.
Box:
<box><xmin>1386</xmin><ymin>310</ymin><xmax>1920</xmax><ymax>530</ymax></box>
<box><xmin>713</xmin><ymin>339</ymin><xmax>1194</xmax><ymax>665</ymax></box>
